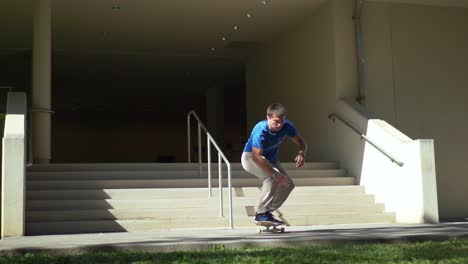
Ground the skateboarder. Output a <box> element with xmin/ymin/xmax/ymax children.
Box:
<box><xmin>241</xmin><ymin>103</ymin><xmax>307</xmax><ymax>226</ymax></box>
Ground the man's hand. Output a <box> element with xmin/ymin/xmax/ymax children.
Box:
<box><xmin>273</xmin><ymin>172</ymin><xmax>290</xmax><ymax>187</ymax></box>
<box><xmin>295</xmin><ymin>152</ymin><xmax>305</xmax><ymax>168</ymax></box>
<box><xmin>290</xmin><ymin>135</ymin><xmax>307</xmax><ymax>168</ymax></box>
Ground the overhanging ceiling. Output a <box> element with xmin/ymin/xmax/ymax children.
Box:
<box><xmin>2</xmin><ymin>0</ymin><xmax>468</xmax><ymax>60</ymax></box>
<box><xmin>2</xmin><ymin>0</ymin><xmax>468</xmax><ymax>71</ymax></box>
<box><xmin>1</xmin><ymin>0</ymin><xmax>327</xmax><ymax>61</ymax></box>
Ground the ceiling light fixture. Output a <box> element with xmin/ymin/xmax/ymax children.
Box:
<box><xmin>211</xmin><ymin>48</ymin><xmax>216</xmax><ymax>51</ymax></box>
<box><xmin>261</xmin><ymin>0</ymin><xmax>268</xmax><ymax>5</ymax></box>
<box><xmin>247</xmin><ymin>13</ymin><xmax>252</xmax><ymax>18</ymax></box>
<box><xmin>222</xmin><ymin>37</ymin><xmax>227</xmax><ymax>41</ymax></box>
<box><xmin>233</xmin><ymin>26</ymin><xmax>239</xmax><ymax>30</ymax></box>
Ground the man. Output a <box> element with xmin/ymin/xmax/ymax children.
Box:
<box><xmin>241</xmin><ymin>103</ymin><xmax>307</xmax><ymax>225</ymax></box>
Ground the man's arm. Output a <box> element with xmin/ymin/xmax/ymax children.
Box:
<box><xmin>251</xmin><ymin>147</ymin><xmax>290</xmax><ymax>187</ymax></box>
<box><xmin>290</xmin><ymin>135</ymin><xmax>307</xmax><ymax>168</ymax></box>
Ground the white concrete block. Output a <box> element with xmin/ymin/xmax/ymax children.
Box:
<box><xmin>2</xmin><ymin>92</ymin><xmax>27</xmax><ymax>237</ymax></box>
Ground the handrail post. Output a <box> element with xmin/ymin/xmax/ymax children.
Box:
<box><xmin>187</xmin><ymin>112</ymin><xmax>191</xmax><ymax>163</ymax></box>
<box><xmin>207</xmin><ymin>135</ymin><xmax>212</xmax><ymax>197</ymax></box>
<box><xmin>198</xmin><ymin>122</ymin><xmax>202</xmax><ymax>177</ymax></box>
<box><xmin>218</xmin><ymin>152</ymin><xmax>223</xmax><ymax>217</ymax></box>
<box><xmin>186</xmin><ymin>110</ymin><xmax>233</xmax><ymax>228</ymax></box>
<box><xmin>227</xmin><ymin>163</ymin><xmax>233</xmax><ymax>228</ymax></box>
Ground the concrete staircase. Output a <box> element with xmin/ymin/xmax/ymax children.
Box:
<box><xmin>26</xmin><ymin>163</ymin><xmax>395</xmax><ymax>235</ymax></box>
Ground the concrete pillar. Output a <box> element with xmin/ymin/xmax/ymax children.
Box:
<box><xmin>31</xmin><ymin>0</ymin><xmax>52</xmax><ymax>164</ymax></box>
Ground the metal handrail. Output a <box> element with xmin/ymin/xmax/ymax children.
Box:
<box><xmin>328</xmin><ymin>112</ymin><xmax>404</xmax><ymax>167</ymax></box>
<box><xmin>187</xmin><ymin>110</ymin><xmax>233</xmax><ymax>228</ymax></box>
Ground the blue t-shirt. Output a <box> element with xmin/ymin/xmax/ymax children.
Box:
<box><xmin>243</xmin><ymin>119</ymin><xmax>298</xmax><ymax>163</ymax></box>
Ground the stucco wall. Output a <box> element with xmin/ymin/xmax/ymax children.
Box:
<box><xmin>246</xmin><ymin>1</ymin><xmax>338</xmax><ymax>163</ymax></box>
<box><xmin>245</xmin><ymin>0</ymin><xmax>468</xmax><ymax>219</ymax></box>
<box><xmin>363</xmin><ymin>2</ymin><xmax>468</xmax><ymax>218</ymax></box>
<box><xmin>246</xmin><ymin>0</ymin><xmax>359</xmax><ymax>164</ymax></box>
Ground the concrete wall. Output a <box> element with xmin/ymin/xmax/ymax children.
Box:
<box><xmin>246</xmin><ymin>0</ymin><xmax>358</xmax><ymax>163</ymax></box>
<box><xmin>362</xmin><ymin>2</ymin><xmax>468</xmax><ymax>218</ymax></box>
<box><xmin>247</xmin><ymin>0</ymin><xmax>468</xmax><ymax>219</ymax></box>
<box><xmin>246</xmin><ymin>1</ymin><xmax>337</xmax><ymax>162</ymax></box>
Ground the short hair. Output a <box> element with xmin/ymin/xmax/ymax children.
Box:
<box><xmin>266</xmin><ymin>103</ymin><xmax>287</xmax><ymax>117</ymax></box>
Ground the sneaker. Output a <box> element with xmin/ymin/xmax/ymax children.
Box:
<box><xmin>254</xmin><ymin>212</ymin><xmax>271</xmax><ymax>224</ymax></box>
<box><xmin>266</xmin><ymin>211</ymin><xmax>285</xmax><ymax>225</ymax></box>
<box><xmin>254</xmin><ymin>212</ymin><xmax>284</xmax><ymax>226</ymax></box>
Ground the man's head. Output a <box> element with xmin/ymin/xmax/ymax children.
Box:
<box><xmin>266</xmin><ymin>103</ymin><xmax>287</xmax><ymax>132</ymax></box>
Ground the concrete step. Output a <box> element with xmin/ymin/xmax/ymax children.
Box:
<box><xmin>26</xmin><ymin>162</ymin><xmax>339</xmax><ymax>172</ymax></box>
<box><xmin>26</xmin><ymin>204</ymin><xmax>386</xmax><ymax>222</ymax></box>
<box><xmin>232</xmin><ymin>185</ymin><xmax>363</xmax><ymax>197</ymax></box>
<box><xmin>26</xmin><ymin>169</ymin><xmax>347</xmax><ymax>180</ymax></box>
<box><xmin>23</xmin><ymin>162</ymin><xmax>397</xmax><ymax>235</ymax></box>
<box><xmin>26</xmin><ymin>195</ymin><xmax>376</xmax><ymax>210</ymax></box>
<box><xmin>27</xmin><ymin>186</ymin><xmax>366</xmax><ymax>200</ymax></box>
<box><xmin>27</xmin><ymin>177</ymin><xmax>355</xmax><ymax>190</ymax></box>
<box><xmin>26</xmin><ymin>208</ymin><xmax>228</xmax><ymax>222</ymax></box>
<box><xmin>26</xmin><ymin>213</ymin><xmax>395</xmax><ymax>235</ymax></box>
<box><xmin>271</xmin><ymin>213</ymin><xmax>396</xmax><ymax>227</ymax></box>
<box><xmin>274</xmin><ymin>204</ymin><xmax>386</xmax><ymax>216</ymax></box>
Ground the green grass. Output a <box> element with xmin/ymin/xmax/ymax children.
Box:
<box><xmin>1</xmin><ymin>239</ymin><xmax>468</xmax><ymax>263</ymax></box>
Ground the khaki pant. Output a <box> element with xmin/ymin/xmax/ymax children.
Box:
<box><xmin>241</xmin><ymin>152</ymin><xmax>295</xmax><ymax>214</ymax></box>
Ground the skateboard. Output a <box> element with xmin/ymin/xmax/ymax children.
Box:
<box><xmin>256</xmin><ymin>222</ymin><xmax>285</xmax><ymax>233</ymax></box>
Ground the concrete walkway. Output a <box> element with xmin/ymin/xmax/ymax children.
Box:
<box><xmin>1</xmin><ymin>222</ymin><xmax>468</xmax><ymax>256</ymax></box>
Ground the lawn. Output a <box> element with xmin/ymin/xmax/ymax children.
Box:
<box><xmin>1</xmin><ymin>238</ymin><xmax>467</xmax><ymax>263</ymax></box>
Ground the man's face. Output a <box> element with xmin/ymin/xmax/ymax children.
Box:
<box><xmin>267</xmin><ymin>114</ymin><xmax>285</xmax><ymax>132</ymax></box>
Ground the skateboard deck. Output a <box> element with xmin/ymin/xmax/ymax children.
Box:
<box><xmin>256</xmin><ymin>222</ymin><xmax>285</xmax><ymax>233</ymax></box>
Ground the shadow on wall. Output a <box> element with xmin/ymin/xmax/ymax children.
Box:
<box><xmin>331</xmin><ymin>98</ymin><xmax>372</xmax><ymax>182</ymax></box>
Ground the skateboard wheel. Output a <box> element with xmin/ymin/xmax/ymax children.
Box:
<box><xmin>280</xmin><ymin>227</ymin><xmax>285</xmax><ymax>232</ymax></box>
